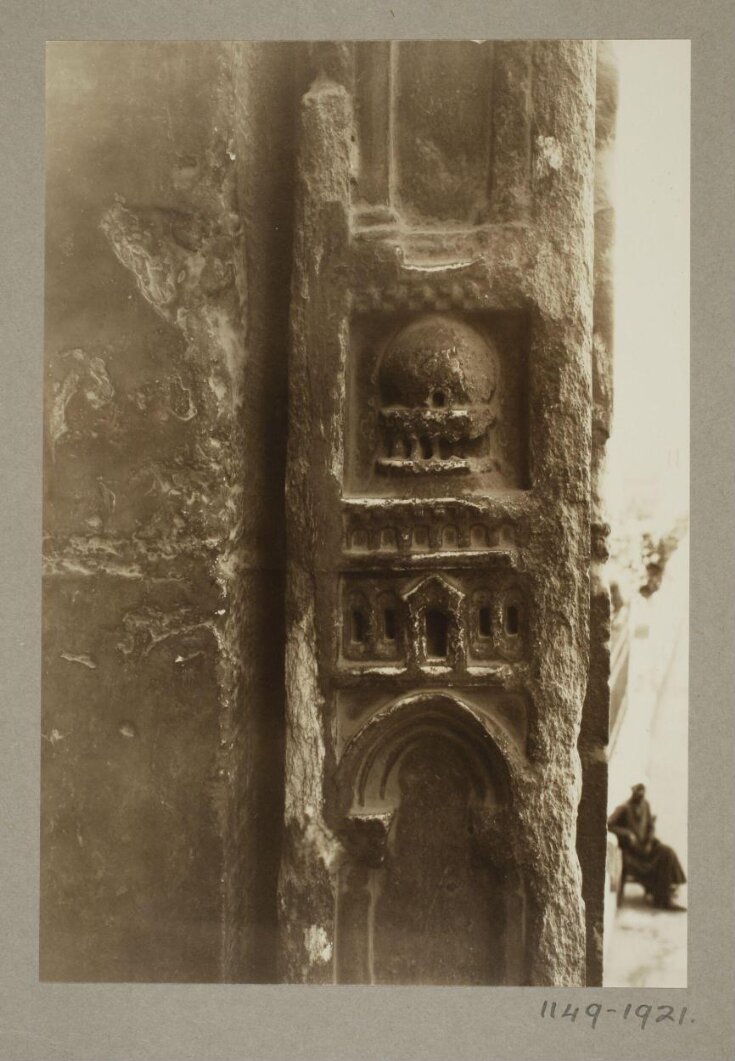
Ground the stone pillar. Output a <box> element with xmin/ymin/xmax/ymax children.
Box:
<box><xmin>279</xmin><ymin>41</ymin><xmax>604</xmax><ymax>985</ymax></box>
<box><xmin>42</xmin><ymin>41</ymin><xmax>301</xmax><ymax>983</ymax></box>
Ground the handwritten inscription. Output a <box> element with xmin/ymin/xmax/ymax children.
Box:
<box><xmin>540</xmin><ymin>1000</ymin><xmax>693</xmax><ymax>1030</ymax></box>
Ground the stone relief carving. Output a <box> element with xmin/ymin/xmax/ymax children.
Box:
<box><xmin>40</xmin><ymin>39</ymin><xmax>617</xmax><ymax>992</ymax></box>
<box><xmin>403</xmin><ymin>574</ymin><xmax>465</xmax><ymax>668</ymax></box>
<box><xmin>282</xmin><ymin>40</ymin><xmax>602</xmax><ymax>989</ymax></box>
<box><xmin>346</xmin><ymin>308</ymin><xmax>529</xmax><ymax>496</ymax></box>
<box><xmin>352</xmin><ymin>277</ymin><xmax>489</xmax><ymax>315</ymax></box>
<box><xmin>375</xmin><ymin>315</ymin><xmax>499</xmax><ymax>476</ymax></box>
<box><xmin>343</xmin><ymin>503</ymin><xmax>519</xmax><ymax>554</ymax></box>
<box><xmin>333</xmin><ymin>694</ymin><xmax>526</xmax><ymax>984</ymax></box>
<box><xmin>340</xmin><ymin>572</ymin><xmax>529</xmax><ymax>669</ymax></box>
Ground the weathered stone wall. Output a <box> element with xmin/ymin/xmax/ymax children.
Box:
<box><xmin>42</xmin><ymin>40</ymin><xmax>613</xmax><ymax>986</ymax></box>
<box><xmin>42</xmin><ymin>41</ymin><xmax>302</xmax><ymax>982</ymax></box>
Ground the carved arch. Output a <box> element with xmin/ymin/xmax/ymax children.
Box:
<box><xmin>337</xmin><ymin>691</ymin><xmax>513</xmax><ymax>813</ymax></box>
<box><xmin>335</xmin><ymin>692</ymin><xmax>527</xmax><ymax>985</ymax></box>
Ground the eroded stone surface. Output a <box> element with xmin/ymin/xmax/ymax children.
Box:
<box><xmin>43</xmin><ymin>40</ymin><xmax>613</xmax><ymax>987</ymax></box>
<box><xmin>42</xmin><ymin>41</ymin><xmax>300</xmax><ymax>983</ymax></box>
<box><xmin>280</xmin><ymin>41</ymin><xmax>606</xmax><ymax>986</ymax></box>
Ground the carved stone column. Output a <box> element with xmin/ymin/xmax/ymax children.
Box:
<box><xmin>280</xmin><ymin>40</ymin><xmax>603</xmax><ymax>986</ymax></box>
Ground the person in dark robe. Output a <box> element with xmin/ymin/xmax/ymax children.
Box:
<box><xmin>608</xmin><ymin>783</ymin><xmax>687</xmax><ymax>910</ymax></box>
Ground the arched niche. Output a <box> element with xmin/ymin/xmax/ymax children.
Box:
<box><xmin>401</xmin><ymin>573</ymin><xmax>466</xmax><ymax>670</ymax></box>
<box><xmin>342</xmin><ymin>589</ymin><xmax>373</xmax><ymax>661</ymax></box>
<box><xmin>493</xmin><ymin>578</ymin><xmax>528</xmax><ymax>662</ymax></box>
<box><xmin>375</xmin><ymin>589</ymin><xmax>402</xmax><ymax>661</ymax></box>
<box><xmin>335</xmin><ymin>694</ymin><xmax>526</xmax><ymax>985</ymax></box>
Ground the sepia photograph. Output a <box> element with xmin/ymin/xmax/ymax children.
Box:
<box><xmin>41</xmin><ymin>38</ymin><xmax>690</xmax><ymax>989</ymax></box>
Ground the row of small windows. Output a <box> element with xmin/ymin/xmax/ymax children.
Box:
<box><xmin>384</xmin><ymin>435</ymin><xmax>456</xmax><ymax>460</ymax></box>
<box><xmin>353</xmin><ymin>605</ymin><xmax>450</xmax><ymax>659</ymax></box>
<box><xmin>347</xmin><ymin>523</ymin><xmax>514</xmax><ymax>552</ymax></box>
<box><xmin>351</xmin><ymin>606</ymin><xmax>398</xmax><ymax>644</ymax></box>
<box><xmin>349</xmin><ymin>601</ymin><xmax>521</xmax><ymax>659</ymax></box>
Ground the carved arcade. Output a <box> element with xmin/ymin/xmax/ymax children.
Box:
<box><xmin>340</xmin><ymin>572</ymin><xmax>528</xmax><ymax>670</ymax></box>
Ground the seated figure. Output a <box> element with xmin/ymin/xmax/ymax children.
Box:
<box><xmin>607</xmin><ymin>783</ymin><xmax>687</xmax><ymax>910</ymax></box>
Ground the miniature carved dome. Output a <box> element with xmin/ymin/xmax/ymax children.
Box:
<box><xmin>379</xmin><ymin>315</ymin><xmax>498</xmax><ymax>409</ymax></box>
<box><xmin>375</xmin><ymin>315</ymin><xmax>499</xmax><ymax>474</ymax></box>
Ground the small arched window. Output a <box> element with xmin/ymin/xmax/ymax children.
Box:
<box><xmin>380</xmin><ymin>527</ymin><xmax>398</xmax><ymax>551</ymax></box>
<box><xmin>478</xmin><ymin>606</ymin><xmax>492</xmax><ymax>638</ymax></box>
<box><xmin>419</xmin><ymin>436</ymin><xmax>434</xmax><ymax>459</ymax></box>
<box><xmin>442</xmin><ymin>525</ymin><xmax>459</xmax><ymax>549</ymax></box>
<box><xmin>350</xmin><ymin>528</ymin><xmax>368</xmax><ymax>551</ymax></box>
<box><xmin>413</xmin><ymin>525</ymin><xmax>430</xmax><ymax>549</ymax></box>
<box><xmin>505</xmin><ymin>603</ymin><xmax>520</xmax><ymax>636</ymax></box>
<box><xmin>351</xmin><ymin>607</ymin><xmax>368</xmax><ymax>643</ymax></box>
<box><xmin>470</xmin><ymin>523</ymin><xmax>489</xmax><ymax>548</ymax></box>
